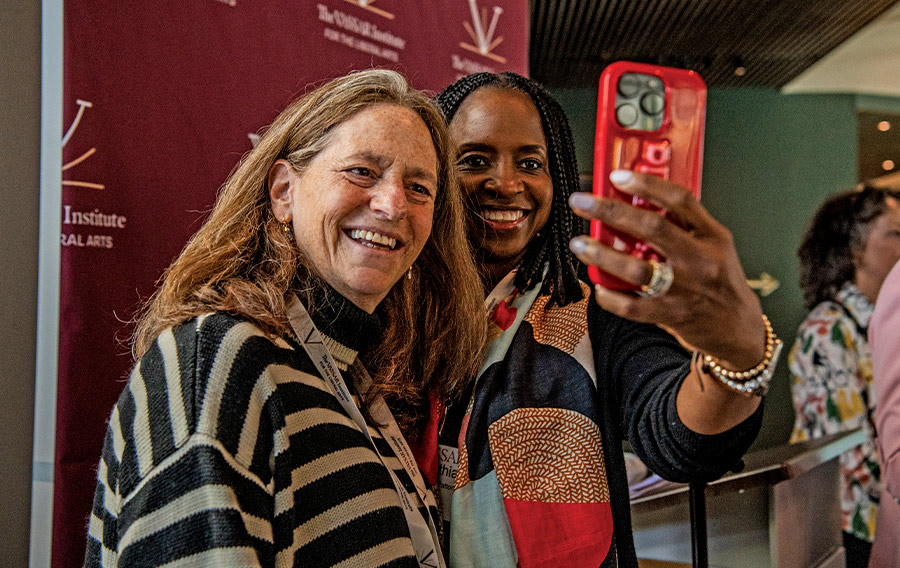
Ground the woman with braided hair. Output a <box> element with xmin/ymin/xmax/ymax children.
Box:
<box><xmin>426</xmin><ymin>72</ymin><xmax>778</xmax><ymax>567</ymax></box>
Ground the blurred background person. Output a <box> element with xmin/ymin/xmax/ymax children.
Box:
<box><xmin>789</xmin><ymin>185</ymin><xmax>900</xmax><ymax>568</ymax></box>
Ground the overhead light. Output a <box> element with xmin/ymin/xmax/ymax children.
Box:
<box><xmin>732</xmin><ymin>57</ymin><xmax>747</xmax><ymax>77</ymax></box>
<box><xmin>878</xmin><ymin>121</ymin><xmax>891</xmax><ymax>131</ymax></box>
<box><xmin>883</xmin><ymin>160</ymin><xmax>895</xmax><ymax>171</ymax></box>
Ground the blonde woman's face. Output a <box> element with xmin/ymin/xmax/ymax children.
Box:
<box><xmin>269</xmin><ymin>103</ymin><xmax>438</xmax><ymax>312</ymax></box>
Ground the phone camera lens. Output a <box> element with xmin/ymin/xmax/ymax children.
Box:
<box><xmin>617</xmin><ymin>75</ymin><xmax>640</xmax><ymax>97</ymax></box>
<box><xmin>646</xmin><ymin>77</ymin><xmax>664</xmax><ymax>92</ymax></box>
<box><xmin>641</xmin><ymin>92</ymin><xmax>664</xmax><ymax>115</ymax></box>
<box><xmin>616</xmin><ymin>103</ymin><xmax>638</xmax><ymax>127</ymax></box>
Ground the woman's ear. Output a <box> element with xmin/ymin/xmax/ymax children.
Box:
<box><xmin>268</xmin><ymin>159</ymin><xmax>295</xmax><ymax>221</ymax></box>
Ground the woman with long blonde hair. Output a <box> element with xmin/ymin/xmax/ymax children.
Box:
<box><xmin>85</xmin><ymin>69</ymin><xmax>485</xmax><ymax>567</ymax></box>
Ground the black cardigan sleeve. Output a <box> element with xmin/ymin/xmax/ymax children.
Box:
<box><xmin>588</xmin><ymin>300</ymin><xmax>764</xmax><ymax>483</ymax></box>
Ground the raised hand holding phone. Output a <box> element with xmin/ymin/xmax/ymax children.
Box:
<box><xmin>588</xmin><ymin>61</ymin><xmax>706</xmax><ymax>292</ymax></box>
<box><xmin>568</xmin><ymin>62</ymin><xmax>770</xmax><ymax>382</ymax></box>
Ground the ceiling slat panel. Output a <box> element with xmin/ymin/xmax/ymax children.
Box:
<box><xmin>557</xmin><ymin>0</ymin><xmax>594</xmax><ymax>61</ymax></box>
<box><xmin>529</xmin><ymin>0</ymin><xmax>900</xmax><ymax>88</ymax></box>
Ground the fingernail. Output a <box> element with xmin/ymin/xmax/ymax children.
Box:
<box><xmin>569</xmin><ymin>192</ymin><xmax>593</xmax><ymax>209</ymax></box>
<box><xmin>610</xmin><ymin>169</ymin><xmax>634</xmax><ymax>185</ymax></box>
<box><xmin>569</xmin><ymin>238</ymin><xmax>586</xmax><ymax>253</ymax></box>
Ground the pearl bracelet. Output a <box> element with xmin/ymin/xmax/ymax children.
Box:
<box><xmin>698</xmin><ymin>314</ymin><xmax>783</xmax><ymax>397</ymax></box>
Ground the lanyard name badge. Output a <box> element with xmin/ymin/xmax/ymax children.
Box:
<box><xmin>286</xmin><ymin>296</ymin><xmax>445</xmax><ymax>568</ymax></box>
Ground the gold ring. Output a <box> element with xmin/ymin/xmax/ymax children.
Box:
<box><xmin>640</xmin><ymin>259</ymin><xmax>674</xmax><ymax>297</ymax></box>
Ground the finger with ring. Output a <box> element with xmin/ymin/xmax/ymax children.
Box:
<box><xmin>640</xmin><ymin>259</ymin><xmax>674</xmax><ymax>297</ymax></box>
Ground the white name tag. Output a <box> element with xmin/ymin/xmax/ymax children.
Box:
<box><xmin>438</xmin><ymin>444</ymin><xmax>459</xmax><ymax>519</ymax></box>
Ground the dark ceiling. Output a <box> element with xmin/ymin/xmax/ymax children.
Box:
<box><xmin>529</xmin><ymin>0</ymin><xmax>900</xmax><ymax>89</ymax></box>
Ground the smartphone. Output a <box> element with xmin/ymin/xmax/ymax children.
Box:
<box><xmin>588</xmin><ymin>61</ymin><xmax>707</xmax><ymax>292</ymax></box>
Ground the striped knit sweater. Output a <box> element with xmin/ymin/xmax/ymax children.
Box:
<box><xmin>85</xmin><ymin>289</ymin><xmax>436</xmax><ymax>567</ymax></box>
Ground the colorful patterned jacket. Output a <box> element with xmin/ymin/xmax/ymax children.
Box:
<box><xmin>789</xmin><ymin>281</ymin><xmax>880</xmax><ymax>542</ymax></box>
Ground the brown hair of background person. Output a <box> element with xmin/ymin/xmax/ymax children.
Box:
<box><xmin>798</xmin><ymin>185</ymin><xmax>900</xmax><ymax>310</ymax></box>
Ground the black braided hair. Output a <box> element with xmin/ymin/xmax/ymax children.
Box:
<box><xmin>435</xmin><ymin>72</ymin><xmax>585</xmax><ymax>306</ymax></box>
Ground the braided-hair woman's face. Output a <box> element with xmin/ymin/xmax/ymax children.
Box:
<box><xmin>448</xmin><ymin>86</ymin><xmax>553</xmax><ymax>286</ymax></box>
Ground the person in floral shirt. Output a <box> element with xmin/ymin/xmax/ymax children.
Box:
<box><xmin>790</xmin><ymin>185</ymin><xmax>900</xmax><ymax>568</ymax></box>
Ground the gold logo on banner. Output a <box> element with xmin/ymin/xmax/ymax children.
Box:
<box><xmin>460</xmin><ymin>0</ymin><xmax>506</xmax><ymax>63</ymax></box>
<box><xmin>62</xmin><ymin>99</ymin><xmax>105</xmax><ymax>190</ymax></box>
<box><xmin>343</xmin><ymin>0</ymin><xmax>394</xmax><ymax>20</ymax></box>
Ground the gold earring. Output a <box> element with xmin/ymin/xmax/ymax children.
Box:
<box><xmin>281</xmin><ymin>218</ymin><xmax>292</xmax><ymax>235</ymax></box>
<box><xmin>407</xmin><ymin>266</ymin><xmax>413</xmax><ymax>280</ymax></box>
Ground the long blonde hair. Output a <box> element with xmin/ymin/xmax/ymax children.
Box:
<box><xmin>133</xmin><ymin>69</ymin><xmax>485</xmax><ymax>434</ymax></box>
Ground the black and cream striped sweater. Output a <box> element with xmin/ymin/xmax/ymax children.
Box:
<box><xmin>85</xmin><ymin>292</ymin><xmax>435</xmax><ymax>567</ymax></box>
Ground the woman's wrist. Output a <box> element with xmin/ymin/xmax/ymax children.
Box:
<box><xmin>694</xmin><ymin>314</ymin><xmax>783</xmax><ymax>397</ymax></box>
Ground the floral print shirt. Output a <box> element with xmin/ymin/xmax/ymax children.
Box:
<box><xmin>789</xmin><ymin>282</ymin><xmax>880</xmax><ymax>542</ymax></box>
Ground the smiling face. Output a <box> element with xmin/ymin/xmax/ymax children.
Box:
<box><xmin>269</xmin><ymin>103</ymin><xmax>438</xmax><ymax>312</ymax></box>
<box><xmin>449</xmin><ymin>87</ymin><xmax>553</xmax><ymax>286</ymax></box>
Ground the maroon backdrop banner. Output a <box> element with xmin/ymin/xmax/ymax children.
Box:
<box><xmin>58</xmin><ymin>1</ymin><xmax>527</xmax><ymax>564</ymax></box>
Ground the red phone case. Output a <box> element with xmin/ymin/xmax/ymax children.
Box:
<box><xmin>588</xmin><ymin>61</ymin><xmax>707</xmax><ymax>291</ymax></box>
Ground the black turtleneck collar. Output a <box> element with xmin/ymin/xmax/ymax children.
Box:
<box><xmin>305</xmin><ymin>282</ymin><xmax>382</xmax><ymax>370</ymax></box>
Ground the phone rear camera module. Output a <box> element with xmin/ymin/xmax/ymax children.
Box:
<box><xmin>614</xmin><ymin>72</ymin><xmax>665</xmax><ymax>131</ymax></box>
<box><xmin>616</xmin><ymin>103</ymin><xmax>639</xmax><ymax>127</ymax></box>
